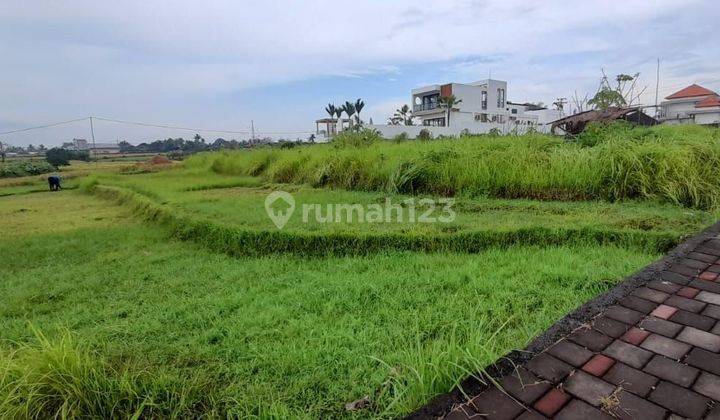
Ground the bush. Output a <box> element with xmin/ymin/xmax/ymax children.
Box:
<box><xmin>0</xmin><ymin>160</ymin><xmax>55</xmax><ymax>178</ymax></box>
<box><xmin>332</xmin><ymin>129</ymin><xmax>381</xmax><ymax>149</ymax></box>
<box><xmin>393</xmin><ymin>132</ymin><xmax>409</xmax><ymax>142</ymax></box>
<box><xmin>45</xmin><ymin>148</ymin><xmax>90</xmax><ymax>166</ymax></box>
<box><xmin>417</xmin><ymin>129</ymin><xmax>432</xmax><ymax>140</ymax></box>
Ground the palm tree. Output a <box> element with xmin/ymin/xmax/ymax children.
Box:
<box><xmin>438</xmin><ymin>95</ymin><xmax>462</xmax><ymax>127</ymax></box>
<box><xmin>354</xmin><ymin>99</ymin><xmax>365</xmax><ymax>125</ymax></box>
<box><xmin>393</xmin><ymin>104</ymin><xmax>414</xmax><ymax>126</ymax></box>
<box><xmin>344</xmin><ymin>101</ymin><xmax>356</xmax><ymax>127</ymax></box>
<box><xmin>387</xmin><ymin>116</ymin><xmax>402</xmax><ymax>125</ymax></box>
<box><xmin>334</xmin><ymin>106</ymin><xmax>345</xmax><ymax>132</ymax></box>
<box><xmin>325</xmin><ymin>103</ymin><xmax>336</xmax><ymax>121</ymax></box>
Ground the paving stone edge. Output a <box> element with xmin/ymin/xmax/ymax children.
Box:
<box><xmin>406</xmin><ymin>220</ymin><xmax>720</xmax><ymax>419</ymax></box>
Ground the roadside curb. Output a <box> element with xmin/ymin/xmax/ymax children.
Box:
<box><xmin>408</xmin><ymin>219</ymin><xmax>720</xmax><ymax>419</ymax></box>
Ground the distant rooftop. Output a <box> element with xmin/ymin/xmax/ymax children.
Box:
<box><xmin>665</xmin><ymin>84</ymin><xmax>717</xmax><ymax>100</ymax></box>
<box><xmin>695</xmin><ymin>95</ymin><xmax>720</xmax><ymax>108</ymax></box>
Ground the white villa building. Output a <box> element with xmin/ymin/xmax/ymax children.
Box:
<box><xmin>658</xmin><ymin>84</ymin><xmax>720</xmax><ymax>126</ymax></box>
<box><xmin>367</xmin><ymin>79</ymin><xmax>564</xmax><ymax>138</ymax></box>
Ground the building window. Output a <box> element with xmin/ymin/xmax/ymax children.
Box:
<box><xmin>497</xmin><ymin>115</ymin><xmax>505</xmax><ymax>124</ymax></box>
<box><xmin>474</xmin><ymin>113</ymin><xmax>489</xmax><ymax>122</ymax></box>
<box><xmin>497</xmin><ymin>88</ymin><xmax>505</xmax><ymax>108</ymax></box>
<box><xmin>481</xmin><ymin>91</ymin><xmax>487</xmax><ymax>110</ymax></box>
<box><xmin>511</xmin><ymin>108</ymin><xmax>517</xmax><ymax>114</ymax></box>
<box><xmin>423</xmin><ymin>117</ymin><xmax>445</xmax><ymax>127</ymax></box>
<box><xmin>421</xmin><ymin>94</ymin><xmax>439</xmax><ymax>111</ymax></box>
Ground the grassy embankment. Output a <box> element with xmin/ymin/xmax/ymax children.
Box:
<box><xmin>191</xmin><ymin>124</ymin><xmax>720</xmax><ymax>209</ymax></box>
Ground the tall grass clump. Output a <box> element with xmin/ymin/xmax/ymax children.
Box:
<box><xmin>0</xmin><ymin>329</ymin><xmax>220</xmax><ymax>418</ymax></box>
<box><xmin>187</xmin><ymin>124</ymin><xmax>720</xmax><ymax>209</ymax></box>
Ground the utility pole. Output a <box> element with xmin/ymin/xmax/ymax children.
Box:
<box><xmin>251</xmin><ymin>120</ymin><xmax>255</xmax><ymax>142</ymax></box>
<box><xmin>89</xmin><ymin>116</ymin><xmax>97</xmax><ymax>161</ymax></box>
<box><xmin>654</xmin><ymin>58</ymin><xmax>660</xmax><ymax>118</ymax></box>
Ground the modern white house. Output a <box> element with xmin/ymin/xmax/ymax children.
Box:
<box><xmin>367</xmin><ymin>79</ymin><xmax>564</xmax><ymax>138</ymax></box>
<box><xmin>658</xmin><ymin>84</ymin><xmax>720</xmax><ymax>126</ymax></box>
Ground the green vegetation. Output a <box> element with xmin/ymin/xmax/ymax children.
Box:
<box><xmin>0</xmin><ymin>192</ymin><xmax>656</xmax><ymax>418</ymax></box>
<box><xmin>189</xmin><ymin>124</ymin><xmax>720</xmax><ymax>209</ymax></box>
<box><xmin>0</xmin><ymin>160</ymin><xmax>55</xmax><ymax>178</ymax></box>
<box><xmin>82</xmin><ymin>166</ymin><xmax>713</xmax><ymax>256</ymax></box>
<box><xmin>44</xmin><ymin>148</ymin><xmax>90</xmax><ymax>166</ymax></box>
<box><xmin>1</xmin><ymin>124</ymin><xmax>718</xmax><ymax>418</ymax></box>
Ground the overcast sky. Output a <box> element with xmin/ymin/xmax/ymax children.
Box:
<box><xmin>2</xmin><ymin>0</ymin><xmax>719</xmax><ymax>146</ymax></box>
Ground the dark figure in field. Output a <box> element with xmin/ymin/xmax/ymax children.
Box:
<box><xmin>48</xmin><ymin>175</ymin><xmax>61</xmax><ymax>191</ymax></box>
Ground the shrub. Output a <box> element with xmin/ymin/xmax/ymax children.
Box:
<box><xmin>393</xmin><ymin>132</ymin><xmax>409</xmax><ymax>142</ymax></box>
<box><xmin>417</xmin><ymin>129</ymin><xmax>432</xmax><ymax>140</ymax></box>
<box><xmin>0</xmin><ymin>160</ymin><xmax>55</xmax><ymax>178</ymax></box>
<box><xmin>45</xmin><ymin>148</ymin><xmax>90</xmax><ymax>166</ymax></box>
<box><xmin>332</xmin><ymin>129</ymin><xmax>381</xmax><ymax>149</ymax></box>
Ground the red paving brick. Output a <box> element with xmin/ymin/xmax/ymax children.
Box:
<box><xmin>620</xmin><ymin>327</ymin><xmax>650</xmax><ymax>345</ymax></box>
<box><xmin>533</xmin><ymin>387</ymin><xmax>570</xmax><ymax>417</ymax></box>
<box><xmin>582</xmin><ymin>354</ymin><xmax>615</xmax><ymax>376</ymax></box>
<box><xmin>650</xmin><ymin>304</ymin><xmax>677</xmax><ymax>319</ymax></box>
<box><xmin>441</xmin><ymin>237</ymin><xmax>720</xmax><ymax>420</ymax></box>
<box><xmin>699</xmin><ymin>271</ymin><xmax>719</xmax><ymax>281</ymax></box>
<box><xmin>677</xmin><ymin>286</ymin><xmax>700</xmax><ymax>298</ymax></box>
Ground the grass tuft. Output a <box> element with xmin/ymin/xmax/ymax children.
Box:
<box><xmin>0</xmin><ymin>328</ymin><xmax>219</xmax><ymax>419</ymax></box>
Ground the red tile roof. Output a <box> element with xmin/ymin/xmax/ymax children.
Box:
<box><xmin>666</xmin><ymin>84</ymin><xmax>717</xmax><ymax>100</ymax></box>
<box><xmin>695</xmin><ymin>95</ymin><xmax>720</xmax><ymax>108</ymax></box>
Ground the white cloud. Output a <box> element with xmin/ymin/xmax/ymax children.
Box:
<box><xmin>1</xmin><ymin>0</ymin><xmax>719</xmax><ymax>145</ymax></box>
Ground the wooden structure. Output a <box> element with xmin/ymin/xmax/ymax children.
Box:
<box><xmin>550</xmin><ymin>107</ymin><xmax>658</xmax><ymax>135</ymax></box>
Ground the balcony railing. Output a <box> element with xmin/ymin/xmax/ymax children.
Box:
<box><xmin>414</xmin><ymin>103</ymin><xmax>440</xmax><ymax>112</ymax></box>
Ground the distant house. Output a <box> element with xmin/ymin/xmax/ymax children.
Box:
<box><xmin>64</xmin><ymin>138</ymin><xmax>120</xmax><ymax>154</ymax></box>
<box><xmin>658</xmin><ymin>84</ymin><xmax>720</xmax><ymax>126</ymax></box>
<box><xmin>314</xmin><ymin>118</ymin><xmax>351</xmax><ymax>142</ymax></box>
<box><xmin>367</xmin><ymin>79</ymin><xmax>564</xmax><ymax>138</ymax></box>
<box><xmin>550</xmin><ymin>107</ymin><xmax>658</xmax><ymax>135</ymax></box>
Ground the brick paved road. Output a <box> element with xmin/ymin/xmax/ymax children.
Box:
<box><xmin>444</xmin><ymin>237</ymin><xmax>720</xmax><ymax>419</ymax></box>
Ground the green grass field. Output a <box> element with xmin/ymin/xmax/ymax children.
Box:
<box><xmin>0</xmin><ymin>191</ymin><xmax>657</xmax><ymax>418</ymax></box>
<box><xmin>1</xmin><ymin>125</ymin><xmax>718</xmax><ymax>418</ymax></box>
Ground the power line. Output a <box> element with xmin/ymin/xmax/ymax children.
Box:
<box><xmin>1</xmin><ymin>115</ymin><xmax>316</xmax><ymax>139</ymax></box>
<box><xmin>0</xmin><ymin>117</ymin><xmax>89</xmax><ymax>135</ymax></box>
<box><xmin>91</xmin><ymin>116</ymin><xmax>252</xmax><ymax>135</ymax></box>
<box><xmin>93</xmin><ymin>116</ymin><xmax>314</xmax><ymax>135</ymax></box>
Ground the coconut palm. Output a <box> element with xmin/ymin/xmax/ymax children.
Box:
<box><xmin>393</xmin><ymin>104</ymin><xmax>414</xmax><ymax>126</ymax></box>
<box><xmin>354</xmin><ymin>99</ymin><xmax>365</xmax><ymax>124</ymax></box>
<box><xmin>387</xmin><ymin>116</ymin><xmax>402</xmax><ymax>125</ymax></box>
<box><xmin>344</xmin><ymin>101</ymin><xmax>356</xmax><ymax>127</ymax></box>
<box><xmin>438</xmin><ymin>95</ymin><xmax>462</xmax><ymax>127</ymax></box>
<box><xmin>325</xmin><ymin>103</ymin><xmax>336</xmax><ymax>121</ymax></box>
<box><xmin>334</xmin><ymin>106</ymin><xmax>345</xmax><ymax>132</ymax></box>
